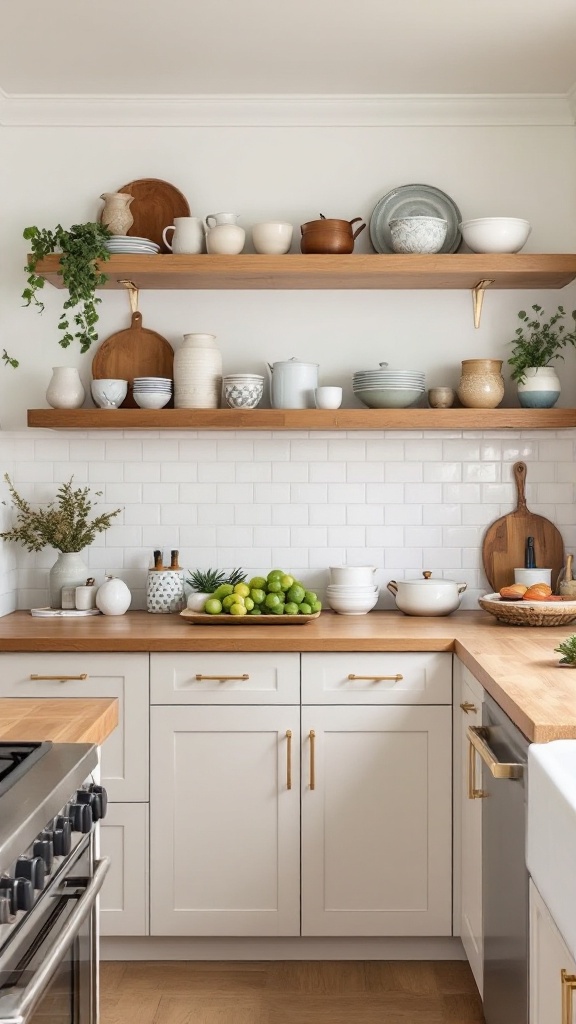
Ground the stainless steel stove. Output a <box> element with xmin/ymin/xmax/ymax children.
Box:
<box><xmin>0</xmin><ymin>740</ymin><xmax>109</xmax><ymax>1024</ymax></box>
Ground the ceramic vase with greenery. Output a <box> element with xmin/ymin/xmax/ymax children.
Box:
<box><xmin>507</xmin><ymin>304</ymin><xmax>576</xmax><ymax>408</ymax></box>
<box><xmin>0</xmin><ymin>475</ymin><xmax>121</xmax><ymax>608</ymax></box>
<box><xmin>3</xmin><ymin>222</ymin><xmax>112</xmax><ymax>370</ymax></box>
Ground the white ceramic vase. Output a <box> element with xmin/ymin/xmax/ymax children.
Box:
<box><xmin>173</xmin><ymin>333</ymin><xmax>222</xmax><ymax>409</ymax></box>
<box><xmin>46</xmin><ymin>367</ymin><xmax>85</xmax><ymax>410</ymax></box>
<box><xmin>49</xmin><ymin>551</ymin><xmax>89</xmax><ymax>608</ymax></box>
<box><xmin>95</xmin><ymin>575</ymin><xmax>131</xmax><ymax>615</ymax></box>
<box><xmin>517</xmin><ymin>366</ymin><xmax>561</xmax><ymax>408</ymax></box>
<box><xmin>187</xmin><ymin>591</ymin><xmax>211</xmax><ymax>612</ymax></box>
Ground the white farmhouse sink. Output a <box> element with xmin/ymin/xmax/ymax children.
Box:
<box><xmin>527</xmin><ymin>740</ymin><xmax>576</xmax><ymax>959</ymax></box>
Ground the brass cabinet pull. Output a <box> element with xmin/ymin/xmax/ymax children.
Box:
<box><xmin>285</xmin><ymin>730</ymin><xmax>292</xmax><ymax>790</ymax></box>
<box><xmin>467</xmin><ymin>725</ymin><xmax>524</xmax><ymax>780</ymax></box>
<box><xmin>460</xmin><ymin>701</ymin><xmax>478</xmax><ymax>714</ymax></box>
<box><xmin>30</xmin><ymin>673</ymin><xmax>88</xmax><ymax>681</ymax></box>
<box><xmin>309</xmin><ymin>730</ymin><xmax>316</xmax><ymax>791</ymax></box>
<box><xmin>347</xmin><ymin>674</ymin><xmax>403</xmax><ymax>683</ymax></box>
<box><xmin>467</xmin><ymin>735</ymin><xmax>487</xmax><ymax>800</ymax></box>
<box><xmin>195</xmin><ymin>674</ymin><xmax>249</xmax><ymax>682</ymax></box>
<box><xmin>562</xmin><ymin>970</ymin><xmax>576</xmax><ymax>1024</ymax></box>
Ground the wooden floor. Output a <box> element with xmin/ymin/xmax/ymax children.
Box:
<box><xmin>100</xmin><ymin>960</ymin><xmax>485</xmax><ymax>1023</ymax></box>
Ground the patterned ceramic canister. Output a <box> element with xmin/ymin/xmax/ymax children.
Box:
<box><xmin>147</xmin><ymin>569</ymin><xmax>185</xmax><ymax>613</ymax></box>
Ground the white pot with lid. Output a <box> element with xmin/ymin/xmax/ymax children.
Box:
<box><xmin>268</xmin><ymin>357</ymin><xmax>319</xmax><ymax>409</ymax></box>
<box><xmin>387</xmin><ymin>571</ymin><xmax>467</xmax><ymax>616</ymax></box>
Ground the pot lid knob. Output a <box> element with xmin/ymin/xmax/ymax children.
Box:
<box><xmin>422</xmin><ymin>571</ymin><xmax>432</xmax><ymax>580</ymax></box>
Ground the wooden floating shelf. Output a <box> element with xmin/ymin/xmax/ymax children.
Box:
<box><xmin>32</xmin><ymin>253</ymin><xmax>576</xmax><ymax>291</ymax></box>
<box><xmin>27</xmin><ymin>408</ymin><xmax>576</xmax><ymax>431</ymax></box>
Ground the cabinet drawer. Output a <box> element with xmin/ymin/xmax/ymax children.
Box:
<box><xmin>0</xmin><ymin>653</ymin><xmax>149</xmax><ymax>801</ymax></box>
<box><xmin>302</xmin><ymin>652</ymin><xmax>451</xmax><ymax>704</ymax></box>
<box><xmin>150</xmin><ymin>653</ymin><xmax>300</xmax><ymax>704</ymax></box>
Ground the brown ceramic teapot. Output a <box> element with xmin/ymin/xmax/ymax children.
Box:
<box><xmin>300</xmin><ymin>214</ymin><xmax>366</xmax><ymax>254</ymax></box>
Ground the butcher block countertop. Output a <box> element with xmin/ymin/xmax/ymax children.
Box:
<box><xmin>0</xmin><ymin>697</ymin><xmax>118</xmax><ymax>744</ymax></box>
<box><xmin>0</xmin><ymin>610</ymin><xmax>575</xmax><ymax>742</ymax></box>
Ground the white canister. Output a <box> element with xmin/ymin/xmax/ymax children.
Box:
<box><xmin>95</xmin><ymin>575</ymin><xmax>131</xmax><ymax>615</ymax></box>
<box><xmin>46</xmin><ymin>367</ymin><xmax>86</xmax><ymax>410</ymax></box>
<box><xmin>173</xmin><ymin>333</ymin><xmax>222</xmax><ymax>409</ymax></box>
<box><xmin>147</xmin><ymin>569</ymin><xmax>186</xmax><ymax>613</ymax></box>
<box><xmin>268</xmin><ymin>357</ymin><xmax>319</xmax><ymax>409</ymax></box>
<box><xmin>513</xmin><ymin>568</ymin><xmax>553</xmax><ymax>588</ymax></box>
<box><xmin>75</xmin><ymin>579</ymin><xmax>98</xmax><ymax>610</ymax></box>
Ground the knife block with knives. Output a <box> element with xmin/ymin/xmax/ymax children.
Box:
<box><xmin>146</xmin><ymin>549</ymin><xmax>185</xmax><ymax>613</ymax></box>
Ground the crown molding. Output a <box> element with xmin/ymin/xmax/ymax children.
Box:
<box><xmin>0</xmin><ymin>89</ymin><xmax>574</xmax><ymax>128</ymax></box>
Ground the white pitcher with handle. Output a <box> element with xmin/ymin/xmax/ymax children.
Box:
<box><xmin>205</xmin><ymin>213</ymin><xmax>245</xmax><ymax>254</ymax></box>
<box><xmin>268</xmin><ymin>357</ymin><xmax>319</xmax><ymax>409</ymax></box>
<box><xmin>162</xmin><ymin>217</ymin><xmax>205</xmax><ymax>254</ymax></box>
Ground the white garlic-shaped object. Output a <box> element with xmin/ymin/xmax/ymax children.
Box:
<box><xmin>96</xmin><ymin>574</ymin><xmax>131</xmax><ymax>616</ymax></box>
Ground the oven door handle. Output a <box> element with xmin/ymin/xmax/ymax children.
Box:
<box><xmin>0</xmin><ymin>857</ymin><xmax>110</xmax><ymax>1024</ymax></box>
<box><xmin>467</xmin><ymin>726</ymin><xmax>524</xmax><ymax>780</ymax></box>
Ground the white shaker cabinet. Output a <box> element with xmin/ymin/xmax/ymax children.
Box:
<box><xmin>150</xmin><ymin>704</ymin><xmax>301</xmax><ymax>936</ymax></box>
<box><xmin>530</xmin><ymin>879</ymin><xmax>576</xmax><ymax>1024</ymax></box>
<box><xmin>453</xmin><ymin>659</ymin><xmax>484</xmax><ymax>995</ymax></box>
<box><xmin>0</xmin><ymin>652</ymin><xmax>150</xmax><ymax>936</ymax></box>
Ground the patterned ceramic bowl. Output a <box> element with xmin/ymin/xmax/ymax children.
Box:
<box><xmin>389</xmin><ymin>216</ymin><xmax>447</xmax><ymax>254</ymax></box>
<box><xmin>224</xmin><ymin>378</ymin><xmax>264</xmax><ymax>409</ymax></box>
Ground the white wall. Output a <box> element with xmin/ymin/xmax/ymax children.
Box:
<box><xmin>0</xmin><ymin>119</ymin><xmax>575</xmax><ymax>611</ymax></box>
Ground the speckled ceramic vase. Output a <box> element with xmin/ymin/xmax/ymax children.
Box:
<box><xmin>457</xmin><ymin>359</ymin><xmax>504</xmax><ymax>409</ymax></box>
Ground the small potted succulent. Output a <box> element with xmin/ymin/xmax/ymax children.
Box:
<box><xmin>555</xmin><ymin>635</ymin><xmax>576</xmax><ymax>668</ymax></box>
<box><xmin>186</xmin><ymin>567</ymin><xmax>247</xmax><ymax>611</ymax></box>
<box><xmin>507</xmin><ymin>304</ymin><xmax>576</xmax><ymax>408</ymax></box>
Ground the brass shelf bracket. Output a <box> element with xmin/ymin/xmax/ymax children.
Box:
<box><xmin>472</xmin><ymin>279</ymin><xmax>495</xmax><ymax>329</ymax></box>
<box><xmin>118</xmin><ymin>279</ymin><xmax>139</xmax><ymax>314</ymax></box>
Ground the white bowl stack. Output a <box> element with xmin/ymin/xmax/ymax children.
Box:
<box><xmin>326</xmin><ymin>565</ymin><xmax>379</xmax><ymax>615</ymax></box>
<box><xmin>353</xmin><ymin>363</ymin><xmax>425</xmax><ymax>409</ymax></box>
<box><xmin>132</xmin><ymin>377</ymin><xmax>172</xmax><ymax>409</ymax></box>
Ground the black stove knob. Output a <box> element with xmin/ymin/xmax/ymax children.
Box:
<box><xmin>34</xmin><ymin>836</ymin><xmax>54</xmax><ymax>874</ymax></box>
<box><xmin>69</xmin><ymin>803</ymin><xmax>93</xmax><ymax>833</ymax></box>
<box><xmin>15</xmin><ymin>856</ymin><xmax>45</xmax><ymax>891</ymax></box>
<box><xmin>0</xmin><ymin>896</ymin><xmax>10</xmax><ymax>924</ymax></box>
<box><xmin>0</xmin><ymin>878</ymin><xmax>17</xmax><ymax>915</ymax></box>
<box><xmin>0</xmin><ymin>877</ymin><xmax>33</xmax><ymax>912</ymax></box>
<box><xmin>54</xmin><ymin>817</ymin><xmax>73</xmax><ymax>852</ymax></box>
<box><xmin>88</xmin><ymin>784</ymin><xmax>108</xmax><ymax>820</ymax></box>
<box><xmin>76</xmin><ymin>789</ymin><xmax>101</xmax><ymax>822</ymax></box>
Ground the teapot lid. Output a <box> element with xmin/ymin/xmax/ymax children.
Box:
<box><xmin>400</xmin><ymin>572</ymin><xmax>459</xmax><ymax>587</ymax></box>
<box><xmin>273</xmin><ymin>357</ymin><xmax>319</xmax><ymax>367</ymax></box>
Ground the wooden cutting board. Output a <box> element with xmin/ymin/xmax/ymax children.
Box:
<box><xmin>91</xmin><ymin>311</ymin><xmax>174</xmax><ymax>408</ymax></box>
<box><xmin>482</xmin><ymin>461</ymin><xmax>564</xmax><ymax>592</ymax></box>
<box><xmin>114</xmin><ymin>178</ymin><xmax>190</xmax><ymax>251</ymax></box>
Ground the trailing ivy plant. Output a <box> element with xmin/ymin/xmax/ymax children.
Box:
<box><xmin>14</xmin><ymin>222</ymin><xmax>112</xmax><ymax>366</ymax></box>
<box><xmin>507</xmin><ymin>304</ymin><xmax>576</xmax><ymax>385</ymax></box>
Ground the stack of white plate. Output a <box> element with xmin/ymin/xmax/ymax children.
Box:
<box><xmin>326</xmin><ymin>584</ymin><xmax>379</xmax><ymax>615</ymax></box>
<box><xmin>353</xmin><ymin>364</ymin><xmax>426</xmax><ymax>409</ymax></box>
<box><xmin>132</xmin><ymin>377</ymin><xmax>172</xmax><ymax>409</ymax></box>
<box><xmin>104</xmin><ymin>236</ymin><xmax>160</xmax><ymax>255</ymax></box>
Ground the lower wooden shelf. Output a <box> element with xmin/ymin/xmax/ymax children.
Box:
<box><xmin>26</xmin><ymin>407</ymin><xmax>576</xmax><ymax>430</ymax></box>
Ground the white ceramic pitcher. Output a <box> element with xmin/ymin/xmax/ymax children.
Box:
<box><xmin>205</xmin><ymin>213</ymin><xmax>245</xmax><ymax>255</ymax></box>
<box><xmin>268</xmin><ymin>357</ymin><xmax>319</xmax><ymax>409</ymax></box>
<box><xmin>162</xmin><ymin>217</ymin><xmax>205</xmax><ymax>254</ymax></box>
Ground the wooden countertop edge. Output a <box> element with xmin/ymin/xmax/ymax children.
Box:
<box><xmin>0</xmin><ymin>697</ymin><xmax>119</xmax><ymax>744</ymax></box>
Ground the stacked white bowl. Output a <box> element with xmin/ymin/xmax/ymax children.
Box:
<box><xmin>132</xmin><ymin>377</ymin><xmax>172</xmax><ymax>409</ymax></box>
<box><xmin>353</xmin><ymin>363</ymin><xmax>425</xmax><ymax>409</ymax></box>
<box><xmin>223</xmin><ymin>374</ymin><xmax>265</xmax><ymax>409</ymax></box>
<box><xmin>173</xmin><ymin>333</ymin><xmax>222</xmax><ymax>409</ymax></box>
<box><xmin>326</xmin><ymin>565</ymin><xmax>379</xmax><ymax>615</ymax></box>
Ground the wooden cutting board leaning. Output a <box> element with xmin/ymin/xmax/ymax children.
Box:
<box><xmin>91</xmin><ymin>286</ymin><xmax>173</xmax><ymax>408</ymax></box>
<box><xmin>481</xmin><ymin>461</ymin><xmax>564</xmax><ymax>593</ymax></box>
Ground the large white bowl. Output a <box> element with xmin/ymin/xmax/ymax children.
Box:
<box><xmin>327</xmin><ymin>593</ymin><xmax>379</xmax><ymax>615</ymax></box>
<box><xmin>354</xmin><ymin>387</ymin><xmax>424</xmax><ymax>409</ymax></box>
<box><xmin>459</xmin><ymin>217</ymin><xmax>531</xmax><ymax>254</ymax></box>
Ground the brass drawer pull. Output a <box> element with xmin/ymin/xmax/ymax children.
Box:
<box><xmin>562</xmin><ymin>970</ymin><xmax>576</xmax><ymax>1024</ymax></box>
<box><xmin>347</xmin><ymin>674</ymin><xmax>403</xmax><ymax>683</ymax></box>
<box><xmin>309</xmin><ymin>730</ymin><xmax>316</xmax><ymax>791</ymax></box>
<box><xmin>30</xmin><ymin>673</ymin><xmax>88</xmax><ymax>681</ymax></box>
<box><xmin>467</xmin><ymin>735</ymin><xmax>487</xmax><ymax>800</ymax></box>
<box><xmin>195</xmin><ymin>674</ymin><xmax>249</xmax><ymax>682</ymax></box>
<box><xmin>285</xmin><ymin>730</ymin><xmax>292</xmax><ymax>790</ymax></box>
<box><xmin>467</xmin><ymin>725</ymin><xmax>524</xmax><ymax>780</ymax></box>
<box><xmin>460</xmin><ymin>701</ymin><xmax>478</xmax><ymax>714</ymax></box>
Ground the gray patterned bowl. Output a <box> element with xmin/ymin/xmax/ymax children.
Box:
<box><xmin>223</xmin><ymin>376</ymin><xmax>264</xmax><ymax>409</ymax></box>
<box><xmin>389</xmin><ymin>216</ymin><xmax>447</xmax><ymax>254</ymax></box>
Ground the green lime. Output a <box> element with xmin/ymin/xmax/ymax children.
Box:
<box><xmin>280</xmin><ymin>574</ymin><xmax>294</xmax><ymax>591</ymax></box>
<box><xmin>249</xmin><ymin>576</ymin><xmax>267</xmax><ymax>590</ymax></box>
<box><xmin>250</xmin><ymin>588</ymin><xmax>266</xmax><ymax>605</ymax></box>
<box><xmin>267</xmin><ymin>579</ymin><xmax>282</xmax><ymax>593</ymax></box>
<box><xmin>265</xmin><ymin>592</ymin><xmax>282</xmax><ymax>610</ymax></box>
<box><xmin>267</xmin><ymin>569</ymin><xmax>284</xmax><ymax>582</ymax></box>
<box><xmin>284</xmin><ymin>602</ymin><xmax>299</xmax><ymax>616</ymax></box>
<box><xmin>271</xmin><ymin>602</ymin><xmax>285</xmax><ymax>615</ymax></box>
<box><xmin>249</xmin><ymin>607</ymin><xmax>262</xmax><ymax>615</ymax></box>
<box><xmin>234</xmin><ymin>583</ymin><xmax>250</xmax><ymax>598</ymax></box>
<box><xmin>222</xmin><ymin>594</ymin><xmax>238</xmax><ymax>611</ymax></box>
<box><xmin>229</xmin><ymin>603</ymin><xmax>247</xmax><ymax>616</ymax></box>
<box><xmin>299</xmin><ymin>602</ymin><xmax>312</xmax><ymax>615</ymax></box>
<box><xmin>213</xmin><ymin>583</ymin><xmax>233</xmax><ymax>601</ymax></box>
<box><xmin>286</xmin><ymin>584</ymin><xmax>305</xmax><ymax>604</ymax></box>
<box><xmin>304</xmin><ymin>591</ymin><xmax>317</xmax><ymax>606</ymax></box>
<box><xmin>244</xmin><ymin>597</ymin><xmax>254</xmax><ymax>611</ymax></box>
<box><xmin>311</xmin><ymin>600</ymin><xmax>322</xmax><ymax>613</ymax></box>
<box><xmin>204</xmin><ymin>598</ymin><xmax>222</xmax><ymax>615</ymax></box>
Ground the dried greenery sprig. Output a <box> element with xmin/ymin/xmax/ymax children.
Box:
<box><xmin>0</xmin><ymin>475</ymin><xmax>121</xmax><ymax>553</ymax></box>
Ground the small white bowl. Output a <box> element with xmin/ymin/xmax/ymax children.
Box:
<box><xmin>133</xmin><ymin>391</ymin><xmax>171</xmax><ymax>409</ymax></box>
<box><xmin>91</xmin><ymin>379</ymin><xmax>128</xmax><ymax>408</ymax></box>
<box><xmin>459</xmin><ymin>217</ymin><xmax>531</xmax><ymax>254</ymax></box>
<box><xmin>252</xmin><ymin>222</ymin><xmax>293</xmax><ymax>255</ymax></box>
<box><xmin>329</xmin><ymin>565</ymin><xmax>377</xmax><ymax>586</ymax></box>
<box><xmin>389</xmin><ymin>216</ymin><xmax>447</xmax><ymax>254</ymax></box>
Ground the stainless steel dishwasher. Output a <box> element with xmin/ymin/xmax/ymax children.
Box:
<box><xmin>467</xmin><ymin>693</ymin><xmax>529</xmax><ymax>1024</ymax></box>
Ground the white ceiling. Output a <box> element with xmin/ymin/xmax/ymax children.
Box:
<box><xmin>1</xmin><ymin>0</ymin><xmax>575</xmax><ymax>97</ymax></box>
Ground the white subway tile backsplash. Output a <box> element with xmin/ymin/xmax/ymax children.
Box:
<box><xmin>254</xmin><ymin>483</ymin><xmax>290</xmax><ymax>504</ymax></box>
<box><xmin>539</xmin><ymin>439</ymin><xmax>574</xmax><ymax>462</ymax></box>
<box><xmin>347</xmin><ymin>505</ymin><xmax>384</xmax><ymax>525</ymax></box>
<box><xmin>180</xmin><ymin>483</ymin><xmax>218</xmax><ymax>503</ymax></box>
<box><xmin>216</xmin><ymin>483</ymin><xmax>253</xmax><ymax>504</ymax></box>
<box><xmin>124</xmin><ymin>463</ymin><xmax>158</xmax><ymax>483</ymax></box>
<box><xmin>144</xmin><ymin>482</ymin><xmax>179</xmax><ymax>504</ymax></box>
<box><xmin>405</xmin><ymin>526</ymin><xmax>442</xmax><ymax>547</ymax></box>
<box><xmin>346</xmin><ymin>462</ymin><xmax>384</xmax><ymax>483</ymax></box>
<box><xmin>53</xmin><ymin>461</ymin><xmax>89</xmax><ymax>481</ymax></box>
<box><xmin>463</xmin><ymin>462</ymin><xmax>500</xmax><ymax>483</ymax></box>
<box><xmin>253</xmin><ymin>527</ymin><xmax>291</xmax><ymax>547</ymax></box>
<box><xmin>34</xmin><ymin>440</ymin><xmax>70</xmax><ymax>462</ymax></box>
<box><xmin>290</xmin><ymin>440</ymin><xmax>329</xmax><ymax>461</ymax></box>
<box><xmin>236</xmin><ymin>504</ymin><xmax>271</xmax><ymax>525</ymax></box>
<box><xmin>385</xmin><ymin>504</ymin><xmax>422</xmax><ymax>525</ymax></box>
<box><xmin>424</xmin><ymin>462</ymin><xmax>462</xmax><ymax>483</ymax></box>
<box><xmin>124</xmin><ymin>505</ymin><xmax>161</xmax><ymax>526</ymax></box>
<box><xmin>291</xmin><ymin>483</ymin><xmax>328</xmax><ymax>504</ymax></box>
<box><xmin>442</xmin><ymin>526</ymin><xmax>482</xmax><ymax>547</ymax></box>
<box><xmin>328</xmin><ymin>483</ymin><xmax>366</xmax><ymax>504</ymax></box>
<box><xmin>385</xmin><ymin>463</ymin><xmax>423</xmax><ymax>483</ymax></box>
<box><xmin>385</xmin><ymin>548</ymin><xmax>423</xmax><ymax>569</ymax></box>
<box><xmin>272</xmin><ymin>462</ymin><xmax>308</xmax><ymax>482</ymax></box>
<box><xmin>423</xmin><ymin>548</ymin><xmax>463</xmax><ymax>569</ymax></box>
<box><xmin>142</xmin><ymin>440</ymin><xmax>180</xmax><ymax>462</ymax></box>
<box><xmin>310</xmin><ymin>505</ymin><xmax>346</xmax><ymax>526</ymax></box>
<box><xmin>160</xmin><ymin>463</ymin><xmax>198</xmax><ymax>483</ymax></box>
<box><xmin>405</xmin><ymin>483</ymin><xmax>443</xmax><ymax>505</ymax></box>
<box><xmin>254</xmin><ymin>440</ymin><xmax>290</xmax><ymax>461</ymax></box>
<box><xmin>461</xmin><ymin>503</ymin><xmax>499</xmax><ymax>525</ymax></box>
<box><xmin>328</xmin><ymin>526</ymin><xmax>366</xmax><ymax>548</ymax></box>
<box><xmin>161</xmin><ymin>504</ymin><xmax>197</xmax><ymax>526</ymax></box>
<box><xmin>366</xmin><ymin>483</ymin><xmax>404</xmax><ymax>505</ymax></box>
<box><xmin>179</xmin><ymin>526</ymin><xmax>217</xmax><ymax>548</ymax></box>
<box><xmin>179</xmin><ymin>440</ymin><xmax>217</xmax><ymax>462</ymax></box>
<box><xmin>291</xmin><ymin>527</ymin><xmax>328</xmax><ymax>548</ymax></box>
<box><xmin>367</xmin><ymin>525</ymin><xmax>404</xmax><ymax>548</ymax></box>
<box><xmin>216</xmin><ymin>526</ymin><xmax>254</xmax><ymax>547</ymax></box>
<box><xmin>327</xmin><ymin>439</ymin><xmax>366</xmax><ymax>461</ymax></box>
<box><xmin>366</xmin><ymin>440</ymin><xmax>404</xmax><ymax>462</ymax></box>
<box><xmin>198</xmin><ymin>503</ymin><xmax>234</xmax><ymax>525</ymax></box>
<box><xmin>272</xmin><ymin>504</ymin><xmax>309</xmax><ymax>525</ymax></box>
<box><xmin>105</xmin><ymin>440</ymin><xmax>142</xmax><ymax>461</ymax></box>
<box><xmin>423</xmin><ymin>503</ymin><xmax>462</xmax><ymax>525</ymax></box>
<box><xmin>443</xmin><ymin>483</ymin><xmax>481</xmax><ymax>504</ymax></box>
<box><xmin>217</xmin><ymin>440</ymin><xmax>254</xmax><ymax>461</ymax></box>
<box><xmin>404</xmin><ymin>440</ymin><xmax>443</xmax><ymax>461</ymax></box>
<box><xmin>198</xmin><ymin>462</ymin><xmax>235</xmax><ymax>483</ymax></box>
<box><xmin>310</xmin><ymin>462</ymin><xmax>347</xmax><ymax>483</ymax></box>
<box><xmin>236</xmin><ymin>462</ymin><xmax>272</xmax><ymax>482</ymax></box>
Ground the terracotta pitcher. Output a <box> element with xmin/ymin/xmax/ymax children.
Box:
<box><xmin>100</xmin><ymin>192</ymin><xmax>134</xmax><ymax>236</ymax></box>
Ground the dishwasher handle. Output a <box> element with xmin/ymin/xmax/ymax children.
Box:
<box><xmin>467</xmin><ymin>725</ymin><xmax>524</xmax><ymax>780</ymax></box>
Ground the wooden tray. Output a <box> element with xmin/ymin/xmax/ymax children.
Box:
<box><xmin>478</xmin><ymin>593</ymin><xmax>576</xmax><ymax>627</ymax></box>
<box><xmin>113</xmin><ymin>178</ymin><xmax>190</xmax><ymax>252</ymax></box>
<box><xmin>180</xmin><ymin>609</ymin><xmax>321</xmax><ymax>626</ymax></box>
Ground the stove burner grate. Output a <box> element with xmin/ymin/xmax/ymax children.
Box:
<box><xmin>0</xmin><ymin>742</ymin><xmax>53</xmax><ymax>798</ymax></box>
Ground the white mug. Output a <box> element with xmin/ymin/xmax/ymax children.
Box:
<box><xmin>514</xmin><ymin>568</ymin><xmax>552</xmax><ymax>588</ymax></box>
<box><xmin>315</xmin><ymin>386</ymin><xmax>343</xmax><ymax>410</ymax></box>
<box><xmin>162</xmin><ymin>217</ymin><xmax>205</xmax><ymax>254</ymax></box>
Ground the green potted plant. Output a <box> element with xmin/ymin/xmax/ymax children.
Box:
<box><xmin>507</xmin><ymin>304</ymin><xmax>576</xmax><ymax>408</ymax></box>
<box><xmin>186</xmin><ymin>567</ymin><xmax>247</xmax><ymax>611</ymax></box>
<box><xmin>555</xmin><ymin>635</ymin><xmax>576</xmax><ymax>667</ymax></box>
<box><xmin>0</xmin><ymin>474</ymin><xmax>121</xmax><ymax>608</ymax></box>
<box><xmin>3</xmin><ymin>222</ymin><xmax>112</xmax><ymax>369</ymax></box>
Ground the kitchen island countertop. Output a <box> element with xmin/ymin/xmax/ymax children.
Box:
<box><xmin>0</xmin><ymin>696</ymin><xmax>118</xmax><ymax>744</ymax></box>
<box><xmin>0</xmin><ymin>610</ymin><xmax>574</xmax><ymax>742</ymax></box>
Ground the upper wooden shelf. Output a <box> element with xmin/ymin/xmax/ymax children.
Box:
<box><xmin>26</xmin><ymin>408</ymin><xmax>576</xmax><ymax>431</ymax></box>
<box><xmin>32</xmin><ymin>253</ymin><xmax>576</xmax><ymax>291</ymax></box>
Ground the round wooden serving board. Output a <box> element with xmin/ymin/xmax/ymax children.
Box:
<box><xmin>113</xmin><ymin>178</ymin><xmax>190</xmax><ymax>251</ymax></box>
